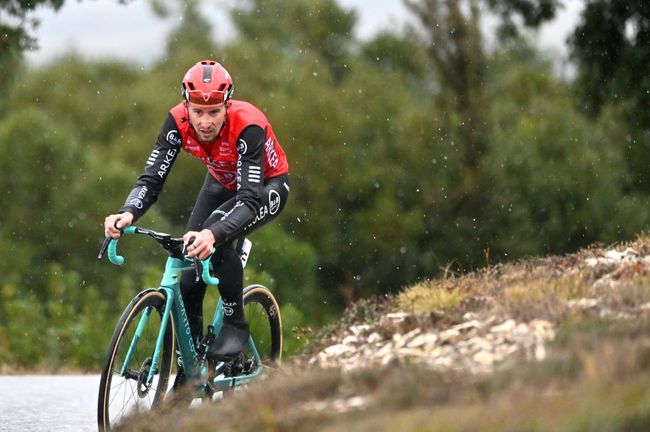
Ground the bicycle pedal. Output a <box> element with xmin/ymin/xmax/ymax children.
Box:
<box><xmin>223</xmin><ymin>353</ymin><xmax>247</xmax><ymax>377</ymax></box>
<box><xmin>242</xmin><ymin>358</ymin><xmax>257</xmax><ymax>374</ymax></box>
<box><xmin>231</xmin><ymin>362</ymin><xmax>244</xmax><ymax>377</ymax></box>
<box><xmin>197</xmin><ymin>326</ymin><xmax>216</xmax><ymax>357</ymax></box>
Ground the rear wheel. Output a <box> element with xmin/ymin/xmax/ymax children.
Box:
<box><xmin>97</xmin><ymin>290</ymin><xmax>174</xmax><ymax>431</ymax></box>
<box><xmin>243</xmin><ymin>284</ymin><xmax>282</xmax><ymax>366</ymax></box>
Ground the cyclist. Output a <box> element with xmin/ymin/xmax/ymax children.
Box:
<box><xmin>103</xmin><ymin>59</ymin><xmax>290</xmax><ymax>387</ymax></box>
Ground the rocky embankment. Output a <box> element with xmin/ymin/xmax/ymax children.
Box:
<box><xmin>122</xmin><ymin>242</ymin><xmax>650</xmax><ymax>431</ymax></box>
<box><xmin>308</xmin><ymin>246</ymin><xmax>650</xmax><ymax>375</ymax></box>
<box><xmin>309</xmin><ymin>314</ymin><xmax>554</xmax><ymax>375</ymax></box>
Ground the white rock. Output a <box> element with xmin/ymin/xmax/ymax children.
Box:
<box><xmin>397</xmin><ymin>347</ymin><xmax>428</xmax><ymax>358</ymax></box>
<box><xmin>375</xmin><ymin>343</ymin><xmax>394</xmax><ymax>359</ymax></box>
<box><xmin>530</xmin><ymin>320</ymin><xmax>555</xmax><ymax>340</ymax></box>
<box><xmin>407</xmin><ymin>333</ymin><xmax>438</xmax><ymax>349</ymax></box>
<box><xmin>341</xmin><ymin>335</ymin><xmax>359</xmax><ymax>346</ymax></box>
<box><xmin>433</xmin><ymin>356</ymin><xmax>454</xmax><ymax>368</ymax></box>
<box><xmin>439</xmin><ymin>328</ymin><xmax>461</xmax><ymax>344</ymax></box>
<box><xmin>605</xmin><ymin>249</ymin><xmax>625</xmax><ymax>262</ymax></box>
<box><xmin>381</xmin><ymin>354</ymin><xmax>399</xmax><ymax>366</ymax></box>
<box><xmin>345</xmin><ymin>396</ymin><xmax>367</xmax><ymax>409</ymax></box>
<box><xmin>403</xmin><ymin>327</ymin><xmax>422</xmax><ymax>340</ymax></box>
<box><xmin>349</xmin><ymin>324</ymin><xmax>372</xmax><ymax>337</ymax></box>
<box><xmin>534</xmin><ymin>343</ymin><xmax>547</xmax><ymax>361</ymax></box>
<box><xmin>467</xmin><ymin>336</ymin><xmax>493</xmax><ymax>352</ymax></box>
<box><xmin>323</xmin><ymin>344</ymin><xmax>352</xmax><ymax>356</ymax></box>
<box><xmin>451</xmin><ymin>320</ymin><xmax>478</xmax><ymax>332</ymax></box>
<box><xmin>491</xmin><ymin>319</ymin><xmax>517</xmax><ymax>333</ymax></box>
<box><xmin>473</xmin><ymin>350</ymin><xmax>495</xmax><ymax>365</ymax></box>
<box><xmin>567</xmin><ymin>298</ymin><xmax>601</xmax><ymax>310</ymax></box>
<box><xmin>384</xmin><ymin>312</ymin><xmax>411</xmax><ymax>322</ymax></box>
<box><xmin>393</xmin><ymin>333</ymin><xmax>406</xmax><ymax>348</ymax></box>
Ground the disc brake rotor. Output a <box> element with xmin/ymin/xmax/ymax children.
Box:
<box><xmin>136</xmin><ymin>357</ymin><xmax>154</xmax><ymax>398</ymax></box>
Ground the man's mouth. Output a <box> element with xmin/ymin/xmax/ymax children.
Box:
<box><xmin>199</xmin><ymin>129</ymin><xmax>213</xmax><ymax>136</ymax></box>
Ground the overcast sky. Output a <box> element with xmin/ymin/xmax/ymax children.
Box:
<box><xmin>24</xmin><ymin>0</ymin><xmax>584</xmax><ymax>67</ymax></box>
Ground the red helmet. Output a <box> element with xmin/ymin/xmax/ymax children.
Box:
<box><xmin>181</xmin><ymin>60</ymin><xmax>234</xmax><ymax>105</ymax></box>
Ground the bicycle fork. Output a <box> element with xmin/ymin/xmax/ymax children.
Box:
<box><xmin>119</xmin><ymin>289</ymin><xmax>174</xmax><ymax>385</ymax></box>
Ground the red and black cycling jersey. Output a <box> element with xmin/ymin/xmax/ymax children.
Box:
<box><xmin>119</xmin><ymin>99</ymin><xmax>289</xmax><ymax>243</ymax></box>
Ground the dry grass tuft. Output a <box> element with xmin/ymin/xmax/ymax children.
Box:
<box><xmin>499</xmin><ymin>272</ymin><xmax>589</xmax><ymax>321</ymax></box>
<box><xmin>396</xmin><ymin>279</ymin><xmax>464</xmax><ymax>313</ymax></box>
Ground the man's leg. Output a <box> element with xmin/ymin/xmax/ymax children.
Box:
<box><xmin>206</xmin><ymin>244</ymin><xmax>249</xmax><ymax>360</ymax></box>
<box><xmin>206</xmin><ymin>174</ymin><xmax>290</xmax><ymax>360</ymax></box>
<box><xmin>174</xmin><ymin>173</ymin><xmax>234</xmax><ymax>389</ymax></box>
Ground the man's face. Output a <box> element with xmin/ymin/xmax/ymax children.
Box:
<box><xmin>187</xmin><ymin>102</ymin><xmax>226</xmax><ymax>142</ymax></box>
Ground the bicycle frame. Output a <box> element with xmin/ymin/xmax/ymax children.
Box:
<box><xmin>107</xmin><ymin>226</ymin><xmax>265</xmax><ymax>394</ymax></box>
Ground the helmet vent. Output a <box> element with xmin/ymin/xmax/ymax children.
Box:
<box><xmin>202</xmin><ymin>65</ymin><xmax>213</xmax><ymax>83</ymax></box>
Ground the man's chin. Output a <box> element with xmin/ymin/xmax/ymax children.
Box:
<box><xmin>198</xmin><ymin>133</ymin><xmax>217</xmax><ymax>142</ymax></box>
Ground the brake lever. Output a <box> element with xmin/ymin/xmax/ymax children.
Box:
<box><xmin>98</xmin><ymin>236</ymin><xmax>111</xmax><ymax>260</ymax></box>
<box><xmin>182</xmin><ymin>236</ymin><xmax>201</xmax><ymax>282</ymax></box>
<box><xmin>99</xmin><ymin>220</ymin><xmax>126</xmax><ymax>260</ymax></box>
<box><xmin>193</xmin><ymin>257</ymin><xmax>202</xmax><ymax>283</ymax></box>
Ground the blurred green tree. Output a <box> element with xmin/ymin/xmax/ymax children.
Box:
<box><xmin>569</xmin><ymin>0</ymin><xmax>650</xmax><ymax>193</ymax></box>
<box><xmin>484</xmin><ymin>44</ymin><xmax>641</xmax><ymax>258</ymax></box>
<box><xmin>230</xmin><ymin>0</ymin><xmax>356</xmax><ymax>81</ymax></box>
<box><xmin>0</xmin><ymin>0</ymin><xmax>64</xmax><ymax>57</ymax></box>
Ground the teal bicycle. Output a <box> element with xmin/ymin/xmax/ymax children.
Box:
<box><xmin>96</xmin><ymin>226</ymin><xmax>282</xmax><ymax>431</ymax></box>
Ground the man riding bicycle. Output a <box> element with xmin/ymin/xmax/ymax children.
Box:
<box><xmin>103</xmin><ymin>59</ymin><xmax>290</xmax><ymax>389</ymax></box>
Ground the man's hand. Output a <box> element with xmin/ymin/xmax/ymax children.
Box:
<box><xmin>183</xmin><ymin>229</ymin><xmax>216</xmax><ymax>260</ymax></box>
<box><xmin>104</xmin><ymin>212</ymin><xmax>134</xmax><ymax>238</ymax></box>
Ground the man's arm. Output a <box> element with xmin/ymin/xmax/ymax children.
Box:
<box><xmin>118</xmin><ymin>114</ymin><xmax>182</xmax><ymax>221</ymax></box>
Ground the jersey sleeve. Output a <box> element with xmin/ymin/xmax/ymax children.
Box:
<box><xmin>208</xmin><ymin>124</ymin><xmax>265</xmax><ymax>244</ymax></box>
<box><xmin>118</xmin><ymin>113</ymin><xmax>182</xmax><ymax>221</ymax></box>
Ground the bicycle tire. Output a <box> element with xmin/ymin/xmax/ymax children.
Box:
<box><xmin>243</xmin><ymin>284</ymin><xmax>283</xmax><ymax>365</ymax></box>
<box><xmin>97</xmin><ymin>289</ymin><xmax>175</xmax><ymax>431</ymax></box>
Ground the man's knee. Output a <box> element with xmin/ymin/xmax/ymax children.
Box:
<box><xmin>212</xmin><ymin>245</ymin><xmax>243</xmax><ymax>292</ymax></box>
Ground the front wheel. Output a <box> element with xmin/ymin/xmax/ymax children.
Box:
<box><xmin>243</xmin><ymin>284</ymin><xmax>282</xmax><ymax>366</ymax></box>
<box><xmin>97</xmin><ymin>289</ymin><xmax>175</xmax><ymax>431</ymax></box>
